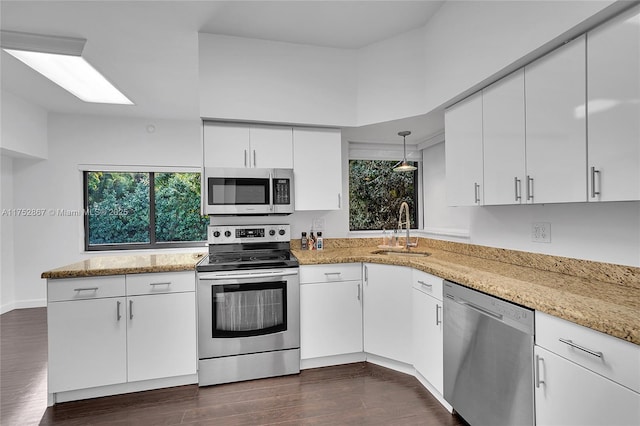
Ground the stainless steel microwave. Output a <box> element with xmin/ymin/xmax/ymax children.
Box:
<box><xmin>204</xmin><ymin>168</ymin><xmax>294</xmax><ymax>215</ymax></box>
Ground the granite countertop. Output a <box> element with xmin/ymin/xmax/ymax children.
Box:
<box><xmin>41</xmin><ymin>252</ymin><xmax>206</xmax><ymax>279</ymax></box>
<box><xmin>292</xmin><ymin>243</ymin><xmax>640</xmax><ymax>346</ymax></box>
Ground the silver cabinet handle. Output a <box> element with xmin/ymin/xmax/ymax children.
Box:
<box><xmin>244</xmin><ymin>149</ymin><xmax>248</xmax><ymax>167</ymax></box>
<box><xmin>129</xmin><ymin>300</ymin><xmax>133</xmax><ymax>320</ymax></box>
<box><xmin>364</xmin><ymin>265</ymin><xmax>368</xmax><ymax>283</ymax></box>
<box><xmin>526</xmin><ymin>176</ymin><xmax>534</xmax><ymax>201</ymax></box>
<box><xmin>558</xmin><ymin>338</ymin><xmax>603</xmax><ymax>358</ymax></box>
<box><xmin>357</xmin><ymin>284</ymin><xmax>361</xmax><ymax>301</ymax></box>
<box><xmin>149</xmin><ymin>282</ymin><xmax>171</xmax><ymax>286</ymax></box>
<box><xmin>418</xmin><ymin>280</ymin><xmax>432</xmax><ymax>288</ymax></box>
<box><xmin>117</xmin><ymin>301</ymin><xmax>121</xmax><ymax>321</ymax></box>
<box><xmin>474</xmin><ymin>183</ymin><xmax>480</xmax><ymax>204</ymax></box>
<box><xmin>324</xmin><ymin>272</ymin><xmax>342</xmax><ymax>276</ymax></box>
<box><xmin>535</xmin><ymin>355</ymin><xmax>545</xmax><ymax>388</ymax></box>
<box><xmin>436</xmin><ymin>304</ymin><xmax>442</xmax><ymax>326</ymax></box>
<box><xmin>590</xmin><ymin>166</ymin><xmax>600</xmax><ymax>198</ymax></box>
<box><xmin>514</xmin><ymin>177</ymin><xmax>522</xmax><ymax>201</ymax></box>
<box><xmin>253</xmin><ymin>150</ymin><xmax>256</xmax><ymax>167</ymax></box>
<box><xmin>338</xmin><ymin>193</ymin><xmax>342</xmax><ymax>209</ymax></box>
<box><xmin>74</xmin><ymin>287</ymin><xmax>98</xmax><ymax>292</ymax></box>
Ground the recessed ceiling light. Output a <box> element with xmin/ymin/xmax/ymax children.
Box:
<box><xmin>1</xmin><ymin>31</ymin><xmax>133</xmax><ymax>105</ymax></box>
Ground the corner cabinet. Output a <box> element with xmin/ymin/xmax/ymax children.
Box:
<box><xmin>293</xmin><ymin>127</ymin><xmax>343</xmax><ymax>211</ymax></box>
<box><xmin>534</xmin><ymin>312</ymin><xmax>640</xmax><ymax>426</ymax></box>
<box><xmin>363</xmin><ymin>263</ymin><xmax>412</xmax><ymax>365</ymax></box>
<box><xmin>203</xmin><ymin>122</ymin><xmax>293</xmax><ymax>169</ymax></box>
<box><xmin>445</xmin><ymin>92</ymin><xmax>483</xmax><ymax>206</ymax></box>
<box><xmin>299</xmin><ymin>264</ymin><xmax>363</xmax><ymax>363</ymax></box>
<box><xmin>524</xmin><ymin>35</ymin><xmax>587</xmax><ymax>204</ymax></box>
<box><xmin>587</xmin><ymin>7</ymin><xmax>640</xmax><ymax>202</ymax></box>
<box><xmin>47</xmin><ymin>272</ymin><xmax>197</xmax><ymax>403</ymax></box>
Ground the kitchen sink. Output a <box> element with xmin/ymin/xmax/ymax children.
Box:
<box><xmin>374</xmin><ymin>250</ymin><xmax>431</xmax><ymax>258</ymax></box>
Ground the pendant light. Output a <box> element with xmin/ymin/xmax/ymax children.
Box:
<box><xmin>393</xmin><ymin>131</ymin><xmax>417</xmax><ymax>172</ymax></box>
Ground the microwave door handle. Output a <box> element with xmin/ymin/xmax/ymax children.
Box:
<box><xmin>269</xmin><ymin>170</ymin><xmax>274</xmax><ymax>212</ymax></box>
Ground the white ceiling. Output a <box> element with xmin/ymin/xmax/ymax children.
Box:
<box><xmin>0</xmin><ymin>0</ymin><xmax>446</xmax><ymax>143</ymax></box>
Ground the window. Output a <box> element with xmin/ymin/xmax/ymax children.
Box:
<box><xmin>84</xmin><ymin>171</ymin><xmax>208</xmax><ymax>250</ymax></box>
<box><xmin>349</xmin><ymin>160</ymin><xmax>418</xmax><ymax>231</ymax></box>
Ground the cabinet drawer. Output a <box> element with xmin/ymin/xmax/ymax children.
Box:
<box><xmin>299</xmin><ymin>263</ymin><xmax>361</xmax><ymax>283</ymax></box>
<box><xmin>48</xmin><ymin>276</ymin><xmax>125</xmax><ymax>302</ymax></box>
<box><xmin>126</xmin><ymin>272</ymin><xmax>195</xmax><ymax>296</ymax></box>
<box><xmin>412</xmin><ymin>269</ymin><xmax>443</xmax><ymax>301</ymax></box>
<box><xmin>536</xmin><ymin>311</ymin><xmax>640</xmax><ymax>393</ymax></box>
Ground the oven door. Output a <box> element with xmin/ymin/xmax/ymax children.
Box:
<box><xmin>197</xmin><ymin>268</ymin><xmax>300</xmax><ymax>359</ymax></box>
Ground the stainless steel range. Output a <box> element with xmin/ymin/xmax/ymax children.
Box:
<box><xmin>196</xmin><ymin>224</ymin><xmax>300</xmax><ymax>386</ymax></box>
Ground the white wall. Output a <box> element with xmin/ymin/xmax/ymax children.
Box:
<box><xmin>199</xmin><ymin>33</ymin><xmax>358</xmax><ymax>127</ymax></box>
<box><xmin>1</xmin><ymin>156</ymin><xmax>16</xmax><ymax>313</ymax></box>
<box><xmin>1</xmin><ymin>90</ymin><xmax>48</xmax><ymax>159</ymax></box>
<box><xmin>421</xmin><ymin>0</ymin><xmax>615</xmax><ymax>112</ymax></box>
<box><xmin>11</xmin><ymin>114</ymin><xmax>203</xmax><ymax>306</ymax></box>
<box><xmin>356</xmin><ymin>26</ymin><xmax>427</xmax><ymax>126</ymax></box>
<box><xmin>422</xmin><ymin>142</ymin><xmax>640</xmax><ymax>267</ymax></box>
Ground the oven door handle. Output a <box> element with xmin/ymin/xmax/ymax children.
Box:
<box><xmin>198</xmin><ymin>270</ymin><xmax>298</xmax><ymax>280</ymax></box>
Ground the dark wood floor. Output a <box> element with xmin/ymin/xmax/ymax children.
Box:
<box><xmin>1</xmin><ymin>308</ymin><xmax>464</xmax><ymax>425</ymax></box>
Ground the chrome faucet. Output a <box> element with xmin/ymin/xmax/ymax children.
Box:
<box><xmin>398</xmin><ymin>202</ymin><xmax>416</xmax><ymax>249</ymax></box>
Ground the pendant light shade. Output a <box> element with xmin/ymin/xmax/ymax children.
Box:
<box><xmin>393</xmin><ymin>131</ymin><xmax>417</xmax><ymax>172</ymax></box>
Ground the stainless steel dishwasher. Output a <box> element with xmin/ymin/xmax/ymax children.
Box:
<box><xmin>443</xmin><ymin>280</ymin><xmax>534</xmax><ymax>426</ymax></box>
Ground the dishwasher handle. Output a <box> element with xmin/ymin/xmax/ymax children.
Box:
<box><xmin>459</xmin><ymin>299</ymin><xmax>504</xmax><ymax>321</ymax></box>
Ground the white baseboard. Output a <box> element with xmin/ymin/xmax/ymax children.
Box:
<box><xmin>365</xmin><ymin>353</ymin><xmax>415</xmax><ymax>376</ymax></box>
<box><xmin>414</xmin><ymin>371</ymin><xmax>453</xmax><ymax>413</ymax></box>
<box><xmin>50</xmin><ymin>374</ymin><xmax>198</xmax><ymax>405</ymax></box>
<box><xmin>0</xmin><ymin>298</ymin><xmax>46</xmax><ymax>315</ymax></box>
<box><xmin>301</xmin><ymin>352</ymin><xmax>366</xmax><ymax>370</ymax></box>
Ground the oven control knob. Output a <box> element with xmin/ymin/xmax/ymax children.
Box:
<box><xmin>224</xmin><ymin>231</ymin><xmax>232</xmax><ymax>237</ymax></box>
<box><xmin>269</xmin><ymin>229</ymin><xmax>276</xmax><ymax>236</ymax></box>
<box><xmin>278</xmin><ymin>229</ymin><xmax>286</xmax><ymax>236</ymax></box>
<box><xmin>213</xmin><ymin>231</ymin><xmax>221</xmax><ymax>238</ymax></box>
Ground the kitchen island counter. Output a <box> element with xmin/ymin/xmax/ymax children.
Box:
<box><xmin>292</xmin><ymin>240</ymin><xmax>640</xmax><ymax>346</ymax></box>
<box><xmin>41</xmin><ymin>252</ymin><xmax>206</xmax><ymax>279</ymax></box>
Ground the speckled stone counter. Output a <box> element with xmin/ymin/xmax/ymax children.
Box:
<box><xmin>292</xmin><ymin>239</ymin><xmax>640</xmax><ymax>346</ymax></box>
<box><xmin>41</xmin><ymin>252</ymin><xmax>206</xmax><ymax>279</ymax></box>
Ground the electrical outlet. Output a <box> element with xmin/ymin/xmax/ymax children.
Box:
<box><xmin>312</xmin><ymin>218</ymin><xmax>325</xmax><ymax>232</ymax></box>
<box><xmin>532</xmin><ymin>222</ymin><xmax>551</xmax><ymax>243</ymax></box>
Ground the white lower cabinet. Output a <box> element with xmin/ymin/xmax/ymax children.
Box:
<box><xmin>363</xmin><ymin>263</ymin><xmax>412</xmax><ymax>364</ymax></box>
<box><xmin>534</xmin><ymin>346</ymin><xmax>640</xmax><ymax>426</ymax></box>
<box><xmin>534</xmin><ymin>312</ymin><xmax>640</xmax><ymax>426</ymax></box>
<box><xmin>48</xmin><ymin>296</ymin><xmax>127</xmax><ymax>393</ymax></box>
<box><xmin>47</xmin><ymin>272</ymin><xmax>197</xmax><ymax>399</ymax></box>
<box><xmin>412</xmin><ymin>270</ymin><xmax>443</xmax><ymax>395</ymax></box>
<box><xmin>126</xmin><ymin>291</ymin><xmax>197</xmax><ymax>382</ymax></box>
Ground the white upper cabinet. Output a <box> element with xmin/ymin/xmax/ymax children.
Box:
<box><xmin>587</xmin><ymin>7</ymin><xmax>640</xmax><ymax>202</ymax></box>
<box><xmin>482</xmin><ymin>69</ymin><xmax>526</xmax><ymax>205</ymax></box>
<box><xmin>524</xmin><ymin>35</ymin><xmax>587</xmax><ymax>204</ymax></box>
<box><xmin>445</xmin><ymin>92</ymin><xmax>484</xmax><ymax>206</ymax></box>
<box><xmin>203</xmin><ymin>122</ymin><xmax>293</xmax><ymax>169</ymax></box>
<box><xmin>293</xmin><ymin>127</ymin><xmax>343</xmax><ymax>211</ymax></box>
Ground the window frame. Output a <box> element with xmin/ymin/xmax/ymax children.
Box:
<box><xmin>83</xmin><ymin>169</ymin><xmax>207</xmax><ymax>251</ymax></box>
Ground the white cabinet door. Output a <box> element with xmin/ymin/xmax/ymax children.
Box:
<box><xmin>300</xmin><ymin>280</ymin><xmax>363</xmax><ymax>359</ymax></box>
<box><xmin>363</xmin><ymin>263</ymin><xmax>412</xmax><ymax>364</ymax></box>
<box><xmin>127</xmin><ymin>292</ymin><xmax>197</xmax><ymax>382</ymax></box>
<box><xmin>412</xmin><ymin>288</ymin><xmax>443</xmax><ymax>394</ymax></box>
<box><xmin>534</xmin><ymin>346</ymin><xmax>640</xmax><ymax>426</ymax></box>
<box><xmin>293</xmin><ymin>128</ymin><xmax>342</xmax><ymax>211</ymax></box>
<box><xmin>48</xmin><ymin>297</ymin><xmax>127</xmax><ymax>393</ymax></box>
<box><xmin>525</xmin><ymin>36</ymin><xmax>587</xmax><ymax>204</ymax></box>
<box><xmin>482</xmin><ymin>69</ymin><xmax>526</xmax><ymax>205</ymax></box>
<box><xmin>203</xmin><ymin>122</ymin><xmax>251</xmax><ymax>168</ymax></box>
<box><xmin>249</xmin><ymin>126</ymin><xmax>293</xmax><ymax>169</ymax></box>
<box><xmin>587</xmin><ymin>8</ymin><xmax>640</xmax><ymax>202</ymax></box>
<box><xmin>445</xmin><ymin>92</ymin><xmax>484</xmax><ymax>206</ymax></box>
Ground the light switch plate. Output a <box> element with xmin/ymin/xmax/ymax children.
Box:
<box><xmin>312</xmin><ymin>218</ymin><xmax>325</xmax><ymax>232</ymax></box>
<box><xmin>532</xmin><ymin>222</ymin><xmax>551</xmax><ymax>243</ymax></box>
